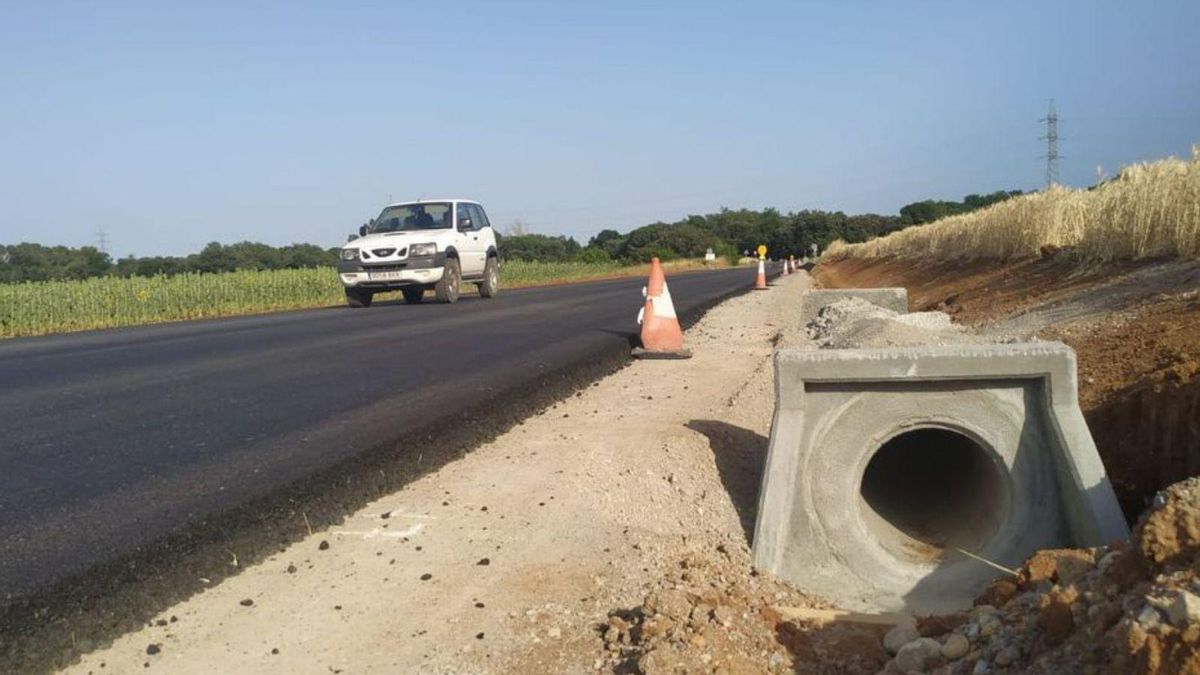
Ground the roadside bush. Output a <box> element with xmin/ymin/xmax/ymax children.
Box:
<box><xmin>574</xmin><ymin>247</ymin><xmax>612</xmax><ymax>263</ymax></box>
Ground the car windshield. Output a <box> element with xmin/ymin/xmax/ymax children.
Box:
<box><xmin>368</xmin><ymin>203</ymin><xmax>453</xmax><ymax>233</ymax></box>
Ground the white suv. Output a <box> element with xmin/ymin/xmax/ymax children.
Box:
<box><xmin>337</xmin><ymin>199</ymin><xmax>499</xmax><ymax>307</ymax></box>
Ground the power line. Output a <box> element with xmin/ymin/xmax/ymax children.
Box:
<box><xmin>95</xmin><ymin>227</ymin><xmax>109</xmax><ymax>254</ymax></box>
<box><xmin>1039</xmin><ymin>99</ymin><xmax>1060</xmax><ymax>188</ymax></box>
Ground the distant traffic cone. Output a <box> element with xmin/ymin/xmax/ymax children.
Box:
<box><xmin>789</xmin><ymin>255</ymin><xmax>796</xmax><ymax>273</ymax></box>
<box><xmin>754</xmin><ymin>258</ymin><xmax>769</xmax><ymax>290</ymax></box>
<box><xmin>782</xmin><ymin>257</ymin><xmax>791</xmax><ymax>276</ymax></box>
<box><xmin>633</xmin><ymin>258</ymin><xmax>692</xmax><ymax>359</ymax></box>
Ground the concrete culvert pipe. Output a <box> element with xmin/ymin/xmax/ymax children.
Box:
<box><xmin>859</xmin><ymin>427</ymin><xmax>1009</xmax><ymax>560</ymax></box>
<box><xmin>752</xmin><ymin>343</ymin><xmax>1129</xmax><ymax>612</ymax></box>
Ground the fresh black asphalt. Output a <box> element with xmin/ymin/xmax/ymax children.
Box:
<box><xmin>0</xmin><ymin>267</ymin><xmax>757</xmax><ymax>603</ymax></box>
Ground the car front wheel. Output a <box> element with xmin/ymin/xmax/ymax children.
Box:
<box><xmin>434</xmin><ymin>258</ymin><xmax>461</xmax><ymax>303</ymax></box>
<box><xmin>478</xmin><ymin>257</ymin><xmax>499</xmax><ymax>298</ymax></box>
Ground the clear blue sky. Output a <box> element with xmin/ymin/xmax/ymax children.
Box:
<box><xmin>2</xmin><ymin>1</ymin><xmax>1198</xmax><ymax>257</ymax></box>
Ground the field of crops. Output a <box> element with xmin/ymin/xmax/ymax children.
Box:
<box><xmin>0</xmin><ymin>258</ymin><xmax>728</xmax><ymax>338</ymax></box>
<box><xmin>826</xmin><ymin>147</ymin><xmax>1200</xmax><ymax>262</ymax></box>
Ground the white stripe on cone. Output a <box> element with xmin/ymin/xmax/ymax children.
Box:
<box><xmin>652</xmin><ymin>286</ymin><xmax>677</xmax><ymax>319</ymax></box>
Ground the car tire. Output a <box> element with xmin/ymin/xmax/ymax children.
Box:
<box><xmin>478</xmin><ymin>257</ymin><xmax>499</xmax><ymax>298</ymax></box>
<box><xmin>434</xmin><ymin>258</ymin><xmax>461</xmax><ymax>304</ymax></box>
<box><xmin>401</xmin><ymin>286</ymin><xmax>424</xmax><ymax>304</ymax></box>
<box><xmin>345</xmin><ymin>288</ymin><xmax>373</xmax><ymax>308</ymax></box>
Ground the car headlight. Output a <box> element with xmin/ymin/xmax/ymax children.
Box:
<box><xmin>341</xmin><ymin>248</ymin><xmax>359</xmax><ymax>261</ymax></box>
<box><xmin>410</xmin><ymin>243</ymin><xmax>437</xmax><ymax>257</ymax></box>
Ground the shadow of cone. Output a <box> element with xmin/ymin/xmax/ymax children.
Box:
<box><xmin>632</xmin><ymin>257</ymin><xmax>692</xmax><ymax>359</ymax></box>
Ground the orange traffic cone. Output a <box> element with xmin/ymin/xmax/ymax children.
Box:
<box><xmin>754</xmin><ymin>258</ymin><xmax>769</xmax><ymax>290</ymax></box>
<box><xmin>782</xmin><ymin>256</ymin><xmax>791</xmax><ymax>276</ymax></box>
<box><xmin>633</xmin><ymin>258</ymin><xmax>692</xmax><ymax>359</ymax></box>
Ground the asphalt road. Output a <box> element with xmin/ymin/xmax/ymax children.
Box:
<box><xmin>0</xmin><ymin>267</ymin><xmax>757</xmax><ymax>601</ymax></box>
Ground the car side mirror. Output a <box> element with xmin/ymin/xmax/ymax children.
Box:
<box><xmin>347</xmin><ymin>234</ymin><xmax>359</xmax><ymax>242</ymax></box>
<box><xmin>359</xmin><ymin>225</ymin><xmax>368</xmax><ymax>237</ymax></box>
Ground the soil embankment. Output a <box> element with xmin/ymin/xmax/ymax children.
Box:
<box><xmin>815</xmin><ymin>256</ymin><xmax>1200</xmax><ymax>518</ymax></box>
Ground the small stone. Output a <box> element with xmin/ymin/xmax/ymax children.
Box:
<box><xmin>318</xmin><ymin>540</ymin><xmax>330</xmax><ymax>551</ymax></box>
<box><xmin>477</xmin><ymin>558</ymin><xmax>490</xmax><ymax>566</ymax></box>
<box><xmin>1137</xmin><ymin>604</ymin><xmax>1163</xmax><ymax>628</ymax></box>
<box><xmin>1164</xmin><ymin>589</ymin><xmax>1200</xmax><ymax>627</ymax></box>
<box><xmin>978</xmin><ymin>613</ymin><xmax>1002</xmax><ymax>637</ymax></box>
<box><xmin>973</xmin><ymin>659</ymin><xmax>991</xmax><ymax>674</ymax></box>
<box><xmin>146</xmin><ymin>644</ymin><xmax>160</xmax><ymax>656</ymax></box>
<box><xmin>883</xmin><ymin>619</ymin><xmax>921</xmax><ymax>655</ymax></box>
<box><xmin>893</xmin><ymin>637</ymin><xmax>941</xmax><ymax>673</ymax></box>
<box><xmin>994</xmin><ymin>645</ymin><xmax>1020</xmax><ymax>667</ymax></box>
<box><xmin>475</xmin><ymin>632</ymin><xmax>485</xmax><ymax>640</ymax></box>
<box><xmin>239</xmin><ymin>598</ymin><xmax>254</xmax><ymax>607</ymax></box>
<box><xmin>941</xmin><ymin>633</ymin><xmax>970</xmax><ymax>660</ymax></box>
<box><xmin>271</xmin><ymin>648</ymin><xmax>279</xmax><ymax>655</ymax></box>
<box><xmin>286</xmin><ymin>564</ymin><xmax>297</xmax><ymax>574</ymax></box>
<box><xmin>420</xmin><ymin>573</ymin><xmax>432</xmax><ymax>581</ymax></box>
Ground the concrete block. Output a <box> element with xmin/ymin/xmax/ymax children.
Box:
<box><xmin>802</xmin><ymin>288</ymin><xmax>908</xmax><ymax>324</ymax></box>
<box><xmin>752</xmin><ymin>342</ymin><xmax>1128</xmax><ymax>613</ymax></box>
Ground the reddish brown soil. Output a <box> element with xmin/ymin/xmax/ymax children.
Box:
<box><xmin>815</xmin><ymin>256</ymin><xmax>1200</xmax><ymax>517</ymax></box>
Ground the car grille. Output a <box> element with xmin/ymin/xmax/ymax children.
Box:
<box><xmin>362</xmin><ymin>263</ymin><xmax>408</xmax><ymax>271</ymax></box>
<box><xmin>372</xmin><ymin>248</ymin><xmax>398</xmax><ymax>257</ymax></box>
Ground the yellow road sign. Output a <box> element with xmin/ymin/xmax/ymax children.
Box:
<box><xmin>756</xmin><ymin>244</ymin><xmax>767</xmax><ymax>258</ymax></box>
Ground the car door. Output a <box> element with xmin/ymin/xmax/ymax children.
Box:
<box><xmin>454</xmin><ymin>203</ymin><xmax>487</xmax><ymax>276</ymax></box>
<box><xmin>473</xmin><ymin>204</ymin><xmax>496</xmax><ymax>251</ymax></box>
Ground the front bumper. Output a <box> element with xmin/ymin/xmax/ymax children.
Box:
<box><xmin>338</xmin><ymin>253</ymin><xmax>446</xmax><ymax>288</ymax></box>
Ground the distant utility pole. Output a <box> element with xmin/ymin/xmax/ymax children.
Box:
<box><xmin>1039</xmin><ymin>99</ymin><xmax>1060</xmax><ymax>188</ymax></box>
<box><xmin>95</xmin><ymin>227</ymin><xmax>109</xmax><ymax>254</ymax></box>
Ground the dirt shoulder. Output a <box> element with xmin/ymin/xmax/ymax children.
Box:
<box><xmin>62</xmin><ymin>273</ymin><xmax>824</xmax><ymax>674</ymax></box>
<box><xmin>814</xmin><ymin>255</ymin><xmax>1200</xmax><ymax>518</ymax></box>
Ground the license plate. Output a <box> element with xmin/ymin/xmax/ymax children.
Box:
<box><xmin>368</xmin><ymin>270</ymin><xmax>405</xmax><ymax>281</ymax></box>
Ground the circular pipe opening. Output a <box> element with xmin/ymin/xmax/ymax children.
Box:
<box><xmin>859</xmin><ymin>427</ymin><xmax>1007</xmax><ymax>561</ymax></box>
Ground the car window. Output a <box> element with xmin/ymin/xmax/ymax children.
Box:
<box><xmin>472</xmin><ymin>204</ymin><xmax>492</xmax><ymax>230</ymax></box>
<box><xmin>456</xmin><ymin>203</ymin><xmax>475</xmax><ymax>232</ymax></box>
<box><xmin>370</xmin><ymin>203</ymin><xmax>451</xmax><ymax>232</ymax></box>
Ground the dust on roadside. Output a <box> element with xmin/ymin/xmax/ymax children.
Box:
<box><xmin>62</xmin><ymin>272</ymin><xmax>842</xmax><ymax>675</ymax></box>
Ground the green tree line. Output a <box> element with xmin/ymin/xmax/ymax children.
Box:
<box><xmin>0</xmin><ymin>242</ymin><xmax>337</xmax><ymax>283</ymax></box>
<box><xmin>1</xmin><ymin>190</ymin><xmax>1022</xmax><ymax>282</ymax></box>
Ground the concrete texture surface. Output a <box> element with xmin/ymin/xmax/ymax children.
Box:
<box><xmin>801</xmin><ymin>287</ymin><xmax>909</xmax><ymax>324</ymax></box>
<box><xmin>752</xmin><ymin>342</ymin><xmax>1129</xmax><ymax>613</ymax></box>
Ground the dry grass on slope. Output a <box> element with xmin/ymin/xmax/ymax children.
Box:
<box><xmin>827</xmin><ymin>146</ymin><xmax>1200</xmax><ymax>262</ymax></box>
